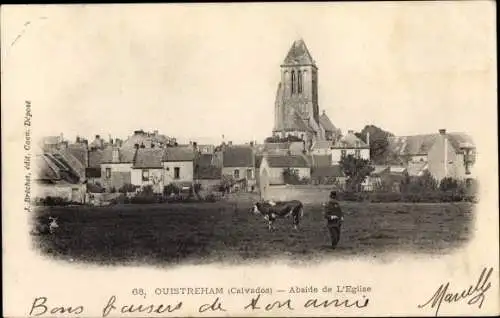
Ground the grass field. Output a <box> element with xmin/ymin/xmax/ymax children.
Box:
<box><xmin>33</xmin><ymin>201</ymin><xmax>474</xmax><ymax>266</ymax></box>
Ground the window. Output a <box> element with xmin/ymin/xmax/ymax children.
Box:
<box><xmin>105</xmin><ymin>168</ymin><xmax>111</xmax><ymax>179</ymax></box>
<box><xmin>298</xmin><ymin>70</ymin><xmax>302</xmax><ymax>93</ymax></box>
<box><xmin>142</xmin><ymin>169</ymin><xmax>149</xmax><ymax>182</ymax></box>
<box><xmin>355</xmin><ymin>150</ymin><xmax>361</xmax><ymax>158</ymax></box>
<box><xmin>246</xmin><ymin>169</ymin><xmax>253</xmax><ymax>179</ymax></box>
<box><xmin>341</xmin><ymin>150</ymin><xmax>347</xmax><ymax>158</ymax></box>
<box><xmin>291</xmin><ymin>70</ymin><xmax>296</xmax><ymax>94</ymax></box>
<box><xmin>174</xmin><ymin>167</ymin><xmax>180</xmax><ymax>180</ymax></box>
<box><xmin>234</xmin><ymin>169</ymin><xmax>240</xmax><ymax>179</ymax></box>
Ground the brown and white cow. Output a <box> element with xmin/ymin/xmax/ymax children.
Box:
<box><xmin>251</xmin><ymin>200</ymin><xmax>304</xmax><ymax>231</ymax></box>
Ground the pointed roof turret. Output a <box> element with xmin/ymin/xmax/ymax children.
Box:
<box><xmin>282</xmin><ymin>39</ymin><xmax>316</xmax><ymax>66</ymax></box>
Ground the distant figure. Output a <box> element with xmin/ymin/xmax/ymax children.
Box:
<box><xmin>323</xmin><ymin>191</ymin><xmax>344</xmax><ymax>249</ymax></box>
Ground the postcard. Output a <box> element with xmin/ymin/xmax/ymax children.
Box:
<box><xmin>2</xmin><ymin>2</ymin><xmax>499</xmax><ymax>317</ymax></box>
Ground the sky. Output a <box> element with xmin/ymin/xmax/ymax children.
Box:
<box><xmin>2</xmin><ymin>2</ymin><xmax>496</xmax><ymax>145</ymax></box>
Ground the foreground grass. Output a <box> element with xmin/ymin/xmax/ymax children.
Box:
<box><xmin>33</xmin><ymin>201</ymin><xmax>474</xmax><ymax>266</ymax></box>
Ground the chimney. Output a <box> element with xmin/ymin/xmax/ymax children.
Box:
<box><xmin>366</xmin><ymin>132</ymin><xmax>370</xmax><ymax>146</ymax></box>
<box><xmin>228</xmin><ymin>141</ymin><xmax>233</xmax><ymax>146</ymax></box>
<box><xmin>440</xmin><ymin>129</ymin><xmax>448</xmax><ymax>177</ymax></box>
<box><xmin>153</xmin><ymin>130</ymin><xmax>158</xmax><ymax>136</ymax></box>
<box><xmin>112</xmin><ymin>147</ymin><xmax>120</xmax><ymax>163</ymax></box>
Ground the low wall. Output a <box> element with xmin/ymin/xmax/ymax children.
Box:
<box><xmin>34</xmin><ymin>183</ymin><xmax>86</xmax><ymax>203</ymax></box>
<box><xmin>264</xmin><ymin>185</ymin><xmax>332</xmax><ymax>204</ymax></box>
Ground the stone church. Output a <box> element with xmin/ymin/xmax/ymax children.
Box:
<box><xmin>272</xmin><ymin>39</ymin><xmax>337</xmax><ymax>149</ymax></box>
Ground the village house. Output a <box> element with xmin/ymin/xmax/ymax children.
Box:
<box><xmin>388</xmin><ymin>129</ymin><xmax>476</xmax><ymax>181</ymax></box>
<box><xmin>222</xmin><ymin>145</ymin><xmax>256</xmax><ymax>191</ymax></box>
<box><xmin>259</xmin><ymin>154</ymin><xmax>311</xmax><ymax>185</ymax></box>
<box><xmin>85</xmin><ymin>149</ymin><xmax>104</xmax><ymax>185</ymax></box>
<box><xmin>100</xmin><ymin>146</ymin><xmax>136</xmax><ymax>192</ymax></box>
<box><xmin>310</xmin><ymin>140</ymin><xmax>333</xmax><ymax>156</ymax></box>
<box><xmin>310</xmin><ymin>165</ymin><xmax>345</xmax><ymax>188</ymax></box>
<box><xmin>330</xmin><ymin>130</ymin><xmax>370</xmax><ymax>164</ymax></box>
<box><xmin>162</xmin><ymin>147</ymin><xmax>195</xmax><ymax>187</ymax></box>
<box><xmin>195</xmin><ymin>165</ymin><xmax>222</xmax><ymax>191</ymax></box>
<box><xmin>131</xmin><ymin>148</ymin><xmax>165</xmax><ymax>193</ymax></box>
<box><xmin>34</xmin><ymin>151</ymin><xmax>86</xmax><ymax>203</ymax></box>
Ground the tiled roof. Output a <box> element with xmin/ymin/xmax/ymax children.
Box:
<box><xmin>283</xmin><ymin>39</ymin><xmax>315</xmax><ymax>65</ymax></box>
<box><xmin>266</xmin><ymin>155</ymin><xmax>310</xmax><ymax>168</ymax></box>
<box><xmin>36</xmin><ymin>154</ymin><xmax>80</xmax><ymax>184</ymax></box>
<box><xmin>388</xmin><ymin>135</ymin><xmax>436</xmax><ymax>156</ymax></box>
<box><xmin>319</xmin><ymin>112</ymin><xmax>336</xmax><ymax>132</ymax></box>
<box><xmin>264</xmin><ymin>143</ymin><xmax>289</xmax><ymax>151</ymax></box>
<box><xmin>101</xmin><ymin>147</ymin><xmax>136</xmax><ymax>163</ymax></box>
<box><xmin>311</xmin><ymin>154</ymin><xmax>332</xmax><ymax>167</ymax></box>
<box><xmin>88</xmin><ymin>149</ymin><xmax>104</xmax><ymax>168</ymax></box>
<box><xmin>447</xmin><ymin>133</ymin><xmax>475</xmax><ymax>152</ymax></box>
<box><xmin>223</xmin><ymin>146</ymin><xmax>254</xmax><ymax>167</ymax></box>
<box><xmin>196</xmin><ymin>154</ymin><xmax>214</xmax><ymax>167</ymax></box>
<box><xmin>67</xmin><ymin>145</ymin><xmax>87</xmax><ymax>167</ymax></box>
<box><xmin>121</xmin><ymin>132</ymin><xmax>172</xmax><ymax>149</ymax></box>
<box><xmin>55</xmin><ymin>148</ymin><xmax>85</xmax><ymax>179</ymax></box>
<box><xmin>388</xmin><ymin>132</ymin><xmax>475</xmax><ymax>156</ymax></box>
<box><xmin>195</xmin><ymin>166</ymin><xmax>222</xmax><ymax>180</ymax></box>
<box><xmin>333</xmin><ymin>132</ymin><xmax>369</xmax><ymax>149</ymax></box>
<box><xmin>133</xmin><ymin>148</ymin><xmax>164</xmax><ymax>168</ymax></box>
<box><xmin>163</xmin><ymin>147</ymin><xmax>195</xmax><ymax>162</ymax></box>
<box><xmin>35</xmin><ymin>155</ymin><xmax>59</xmax><ymax>180</ymax></box>
<box><xmin>311</xmin><ymin>165</ymin><xmax>344</xmax><ymax>178</ymax></box>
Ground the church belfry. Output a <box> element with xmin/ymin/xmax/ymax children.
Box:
<box><xmin>273</xmin><ymin>39</ymin><xmax>324</xmax><ymax>146</ymax></box>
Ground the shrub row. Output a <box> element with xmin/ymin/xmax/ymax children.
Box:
<box><xmin>337</xmin><ymin>191</ymin><xmax>477</xmax><ymax>203</ymax></box>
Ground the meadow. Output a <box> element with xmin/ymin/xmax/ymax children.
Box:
<box><xmin>33</xmin><ymin>200</ymin><xmax>474</xmax><ymax>266</ymax></box>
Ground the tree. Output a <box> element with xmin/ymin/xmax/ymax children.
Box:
<box><xmin>339</xmin><ymin>154</ymin><xmax>374</xmax><ymax>192</ymax></box>
<box><xmin>283</xmin><ymin>168</ymin><xmax>301</xmax><ymax>185</ymax></box>
<box><xmin>355</xmin><ymin>125</ymin><xmax>394</xmax><ymax>164</ymax></box>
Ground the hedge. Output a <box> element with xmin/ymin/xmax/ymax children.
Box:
<box><xmin>336</xmin><ymin>191</ymin><xmax>477</xmax><ymax>203</ymax></box>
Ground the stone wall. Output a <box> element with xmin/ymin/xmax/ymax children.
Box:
<box><xmin>264</xmin><ymin>184</ymin><xmax>333</xmax><ymax>204</ymax></box>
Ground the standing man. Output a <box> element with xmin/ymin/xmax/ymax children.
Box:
<box><xmin>323</xmin><ymin>191</ymin><xmax>344</xmax><ymax>249</ymax></box>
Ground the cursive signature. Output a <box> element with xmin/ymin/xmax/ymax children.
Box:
<box><xmin>418</xmin><ymin>267</ymin><xmax>493</xmax><ymax>316</ymax></box>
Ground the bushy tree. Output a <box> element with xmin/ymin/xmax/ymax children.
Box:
<box><xmin>339</xmin><ymin>154</ymin><xmax>374</xmax><ymax>192</ymax></box>
<box><xmin>355</xmin><ymin>125</ymin><xmax>394</xmax><ymax>164</ymax></box>
<box><xmin>119</xmin><ymin>183</ymin><xmax>137</xmax><ymax>193</ymax></box>
<box><xmin>163</xmin><ymin>183</ymin><xmax>180</xmax><ymax>196</ymax></box>
<box><xmin>283</xmin><ymin>168</ymin><xmax>301</xmax><ymax>185</ymax></box>
<box><xmin>439</xmin><ymin>177</ymin><xmax>459</xmax><ymax>192</ymax></box>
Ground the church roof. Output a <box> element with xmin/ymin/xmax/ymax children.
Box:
<box><xmin>319</xmin><ymin>111</ymin><xmax>336</xmax><ymax>132</ymax></box>
<box><xmin>283</xmin><ymin>39</ymin><xmax>316</xmax><ymax>66</ymax></box>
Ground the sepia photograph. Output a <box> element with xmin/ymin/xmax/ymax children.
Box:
<box><xmin>2</xmin><ymin>2</ymin><xmax>498</xmax><ymax>317</ymax></box>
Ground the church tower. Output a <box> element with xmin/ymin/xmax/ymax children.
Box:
<box><xmin>273</xmin><ymin>39</ymin><xmax>323</xmax><ymax>144</ymax></box>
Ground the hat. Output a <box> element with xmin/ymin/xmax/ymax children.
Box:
<box><xmin>330</xmin><ymin>191</ymin><xmax>337</xmax><ymax>199</ymax></box>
